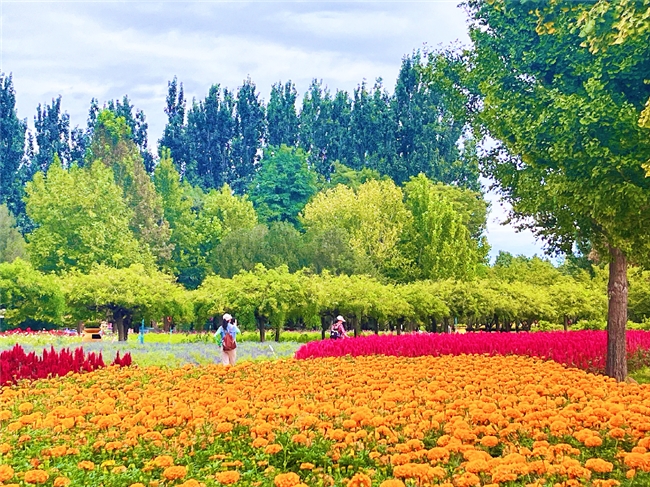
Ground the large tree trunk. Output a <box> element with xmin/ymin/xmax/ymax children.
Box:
<box><xmin>606</xmin><ymin>246</ymin><xmax>628</xmax><ymax>381</ymax></box>
<box><xmin>114</xmin><ymin>309</ymin><xmax>130</xmax><ymax>342</ymax></box>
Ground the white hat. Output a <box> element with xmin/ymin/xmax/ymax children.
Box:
<box><xmin>223</xmin><ymin>313</ymin><xmax>232</xmax><ymax>321</ymax></box>
<box><xmin>336</xmin><ymin>315</ymin><xmax>345</xmax><ymax>322</ymax></box>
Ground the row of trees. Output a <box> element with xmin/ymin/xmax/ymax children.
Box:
<box><xmin>0</xmin><ymin>107</ymin><xmax>489</xmax><ymax>288</ymax></box>
<box><xmin>8</xmin><ymin>258</ymin><xmax>646</xmax><ymax>342</ymax></box>
<box><xmin>0</xmin><ymin>53</ymin><xmax>478</xmax><ymax>231</ymax></box>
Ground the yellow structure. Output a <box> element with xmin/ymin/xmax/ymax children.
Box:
<box><xmin>81</xmin><ymin>325</ymin><xmax>102</xmax><ymax>342</ymax></box>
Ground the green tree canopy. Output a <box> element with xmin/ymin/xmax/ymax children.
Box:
<box><xmin>89</xmin><ymin>109</ymin><xmax>172</xmax><ymax>263</ymax></box>
<box><xmin>249</xmin><ymin>145</ymin><xmax>318</xmax><ymax>225</ymax></box>
<box><xmin>63</xmin><ymin>264</ymin><xmax>192</xmax><ymax>341</ymax></box>
<box><xmin>25</xmin><ymin>159</ymin><xmax>146</xmax><ymax>273</ymax></box>
<box><xmin>465</xmin><ymin>0</ymin><xmax>650</xmax><ymax>380</ymax></box>
<box><xmin>301</xmin><ymin>179</ymin><xmax>412</xmax><ymax>280</ymax></box>
<box><xmin>0</xmin><ymin>204</ymin><xmax>26</xmax><ymax>263</ymax></box>
<box><xmin>0</xmin><ymin>259</ymin><xmax>64</xmax><ymax>327</ymax></box>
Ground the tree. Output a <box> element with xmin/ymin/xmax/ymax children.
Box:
<box><xmin>24</xmin><ymin>159</ymin><xmax>146</xmax><ymax>273</ymax></box>
<box><xmin>249</xmin><ymin>145</ymin><xmax>318</xmax><ymax>225</ymax></box>
<box><xmin>391</xmin><ymin>53</ymin><xmax>475</xmax><ymax>188</ymax></box>
<box><xmin>301</xmin><ymin>179</ymin><xmax>412</xmax><ymax>280</ymax></box>
<box><xmin>64</xmin><ymin>264</ymin><xmax>192</xmax><ymax>341</ymax></box>
<box><xmin>153</xmin><ymin>150</ymin><xmax>206</xmax><ymax>289</ymax></box>
<box><xmin>28</xmin><ymin>96</ymin><xmax>71</xmax><ymax>176</ymax></box>
<box><xmin>159</xmin><ymin>77</ymin><xmax>188</xmax><ymax>176</ymax></box>
<box><xmin>88</xmin><ymin>110</ymin><xmax>172</xmax><ymax>263</ymax></box>
<box><xmin>185</xmin><ymin>84</ymin><xmax>236</xmax><ymax>190</ymax></box>
<box><xmin>349</xmin><ymin>80</ymin><xmax>394</xmax><ymax>173</ymax></box>
<box><xmin>402</xmin><ymin>174</ymin><xmax>485</xmax><ymax>280</ymax></box>
<box><xmin>105</xmin><ymin>96</ymin><xmax>155</xmax><ymax>172</ymax></box>
<box><xmin>299</xmin><ymin>80</ymin><xmax>334</xmax><ymax>176</ymax></box>
<box><xmin>267</xmin><ymin>81</ymin><xmax>299</xmax><ymax>147</ymax></box>
<box><xmin>466</xmin><ymin>0</ymin><xmax>650</xmax><ymax>379</ymax></box>
<box><xmin>0</xmin><ymin>259</ymin><xmax>65</xmax><ymax>327</ymax></box>
<box><xmin>0</xmin><ymin>204</ymin><xmax>26</xmax><ymax>263</ymax></box>
<box><xmin>231</xmin><ymin>78</ymin><xmax>265</xmax><ymax>194</ymax></box>
<box><xmin>0</xmin><ymin>74</ymin><xmax>26</xmax><ymax>220</ymax></box>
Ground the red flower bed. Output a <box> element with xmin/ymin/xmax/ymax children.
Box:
<box><xmin>295</xmin><ymin>330</ymin><xmax>650</xmax><ymax>374</ymax></box>
<box><xmin>0</xmin><ymin>345</ymin><xmax>132</xmax><ymax>385</ymax></box>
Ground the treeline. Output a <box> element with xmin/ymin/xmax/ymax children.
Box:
<box><xmin>1</xmin><ymin>80</ymin><xmax>489</xmax><ymax>289</ymax></box>
<box><xmin>0</xmin><ymin>52</ymin><xmax>478</xmax><ymax>231</ymax></box>
<box><xmin>7</xmin><ymin>257</ymin><xmax>649</xmax><ymax>342</ymax></box>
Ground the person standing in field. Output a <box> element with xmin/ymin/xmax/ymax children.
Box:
<box><xmin>218</xmin><ymin>313</ymin><xmax>240</xmax><ymax>366</ymax></box>
<box><xmin>330</xmin><ymin>315</ymin><xmax>349</xmax><ymax>339</ymax></box>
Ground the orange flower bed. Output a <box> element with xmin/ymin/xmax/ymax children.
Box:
<box><xmin>1</xmin><ymin>355</ymin><xmax>650</xmax><ymax>486</ymax></box>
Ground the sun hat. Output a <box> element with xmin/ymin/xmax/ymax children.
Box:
<box><xmin>223</xmin><ymin>313</ymin><xmax>232</xmax><ymax>321</ymax></box>
<box><xmin>336</xmin><ymin>315</ymin><xmax>345</xmax><ymax>322</ymax></box>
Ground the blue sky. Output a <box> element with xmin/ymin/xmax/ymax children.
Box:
<box><xmin>2</xmin><ymin>0</ymin><xmax>545</xmax><ymax>260</ymax></box>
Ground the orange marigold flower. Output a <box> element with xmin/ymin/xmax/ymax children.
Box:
<box><xmin>178</xmin><ymin>481</ymin><xmax>201</xmax><ymax>487</ymax></box>
<box><xmin>18</xmin><ymin>402</ymin><xmax>34</xmax><ymax>413</ymax></box>
<box><xmin>252</xmin><ymin>438</ymin><xmax>269</xmax><ymax>448</ymax></box>
<box><xmin>24</xmin><ymin>470</ymin><xmax>49</xmax><ymax>484</ymax></box>
<box><xmin>291</xmin><ymin>434</ymin><xmax>309</xmax><ymax>445</ymax></box>
<box><xmin>585</xmin><ymin>459</ymin><xmax>614</xmax><ymax>473</ymax></box>
<box><xmin>0</xmin><ymin>443</ymin><xmax>11</xmax><ymax>454</ymax></box>
<box><xmin>584</xmin><ymin>436</ymin><xmax>603</xmax><ymax>448</ymax></box>
<box><xmin>264</xmin><ymin>444</ymin><xmax>283</xmax><ymax>455</ymax></box>
<box><xmin>77</xmin><ymin>460</ymin><xmax>95</xmax><ymax>470</ymax></box>
<box><xmin>163</xmin><ymin>465</ymin><xmax>187</xmax><ymax>480</ymax></box>
<box><xmin>480</xmin><ymin>436</ymin><xmax>499</xmax><ymax>448</ymax></box>
<box><xmin>453</xmin><ymin>472</ymin><xmax>481</xmax><ymax>487</ymax></box>
<box><xmin>0</xmin><ymin>465</ymin><xmax>15</xmax><ymax>482</ymax></box>
<box><xmin>215</xmin><ymin>470</ymin><xmax>240</xmax><ymax>485</ymax></box>
<box><xmin>274</xmin><ymin>472</ymin><xmax>301</xmax><ymax>487</ymax></box>
<box><xmin>379</xmin><ymin>481</ymin><xmax>405</xmax><ymax>487</ymax></box>
<box><xmin>129</xmin><ymin>484</ymin><xmax>146</xmax><ymax>487</ymax></box>
<box><xmin>217</xmin><ymin>422</ymin><xmax>234</xmax><ymax>434</ymax></box>
<box><xmin>348</xmin><ymin>473</ymin><xmax>372</xmax><ymax>487</ymax></box>
<box><xmin>300</xmin><ymin>463</ymin><xmax>315</xmax><ymax>470</ymax></box>
<box><xmin>53</xmin><ymin>477</ymin><xmax>71</xmax><ymax>487</ymax></box>
<box><xmin>153</xmin><ymin>455</ymin><xmax>175</xmax><ymax>468</ymax></box>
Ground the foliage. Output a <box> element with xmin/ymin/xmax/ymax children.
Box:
<box><xmin>267</xmin><ymin>81</ymin><xmax>299</xmax><ymax>147</ymax></box>
<box><xmin>3</xmin><ymin>355</ymin><xmax>650</xmax><ymax>486</ymax></box>
<box><xmin>0</xmin><ymin>74</ymin><xmax>27</xmax><ymax>221</ymax></box>
<box><xmin>249</xmin><ymin>145</ymin><xmax>318</xmax><ymax>225</ymax></box>
<box><xmin>153</xmin><ymin>150</ymin><xmax>206</xmax><ymax>288</ymax></box>
<box><xmin>302</xmin><ymin>179</ymin><xmax>412</xmax><ymax>280</ymax></box>
<box><xmin>465</xmin><ymin>0</ymin><xmax>650</xmax><ymax>380</ymax></box>
<box><xmin>0</xmin><ymin>204</ymin><xmax>26</xmax><ymax>263</ymax></box>
<box><xmin>25</xmin><ymin>159</ymin><xmax>145</xmax><ymax>272</ymax></box>
<box><xmin>88</xmin><ymin>110</ymin><xmax>172</xmax><ymax>263</ymax></box>
<box><xmin>403</xmin><ymin>174</ymin><xmax>486</xmax><ymax>280</ymax></box>
<box><xmin>62</xmin><ymin>264</ymin><xmax>192</xmax><ymax>341</ymax></box>
<box><xmin>0</xmin><ymin>259</ymin><xmax>65</xmax><ymax>326</ymax></box>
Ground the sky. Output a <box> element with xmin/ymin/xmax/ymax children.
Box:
<box><xmin>1</xmin><ymin>0</ymin><xmax>545</xmax><ymax>260</ymax></box>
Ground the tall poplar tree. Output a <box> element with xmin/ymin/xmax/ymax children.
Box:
<box><xmin>0</xmin><ymin>74</ymin><xmax>26</xmax><ymax>220</ymax></box>
<box><xmin>88</xmin><ymin>110</ymin><xmax>172</xmax><ymax>263</ymax></box>
<box><xmin>159</xmin><ymin>77</ymin><xmax>188</xmax><ymax>175</ymax></box>
<box><xmin>267</xmin><ymin>81</ymin><xmax>299</xmax><ymax>148</ymax></box>
<box><xmin>231</xmin><ymin>78</ymin><xmax>265</xmax><ymax>194</ymax></box>
<box><xmin>185</xmin><ymin>84</ymin><xmax>236</xmax><ymax>190</ymax></box>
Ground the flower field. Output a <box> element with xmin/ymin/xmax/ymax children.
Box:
<box><xmin>295</xmin><ymin>331</ymin><xmax>650</xmax><ymax>375</ymax></box>
<box><xmin>0</xmin><ymin>345</ymin><xmax>131</xmax><ymax>386</ymax></box>
<box><xmin>2</xmin><ymin>354</ymin><xmax>650</xmax><ymax>487</ymax></box>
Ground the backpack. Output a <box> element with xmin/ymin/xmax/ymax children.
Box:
<box><xmin>223</xmin><ymin>331</ymin><xmax>237</xmax><ymax>351</ymax></box>
<box><xmin>330</xmin><ymin>329</ymin><xmax>340</xmax><ymax>340</ymax></box>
